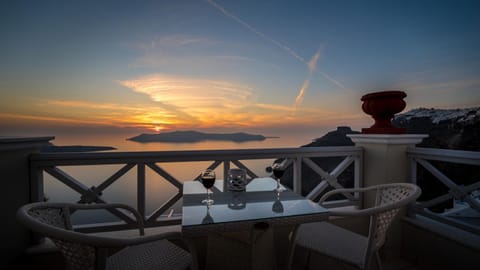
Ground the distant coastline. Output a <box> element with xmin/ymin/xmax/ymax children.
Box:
<box><xmin>127</xmin><ymin>130</ymin><xmax>274</xmax><ymax>143</ymax></box>
<box><xmin>41</xmin><ymin>145</ymin><xmax>116</xmax><ymax>153</ymax></box>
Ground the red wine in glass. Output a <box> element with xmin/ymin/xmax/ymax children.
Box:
<box><xmin>202</xmin><ymin>176</ymin><xmax>215</xmax><ymax>189</ymax></box>
<box><xmin>272</xmin><ymin>163</ymin><xmax>284</xmax><ymax>192</ymax></box>
<box><xmin>201</xmin><ymin>170</ymin><xmax>215</xmax><ymax>205</ymax></box>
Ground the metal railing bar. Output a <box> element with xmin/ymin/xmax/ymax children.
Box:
<box><xmin>354</xmin><ymin>155</ymin><xmax>362</xmax><ymax>203</ymax></box>
<box><xmin>408</xmin><ymin>147</ymin><xmax>480</xmax><ymax>166</ymax></box>
<box><xmin>303</xmin><ymin>158</ymin><xmax>354</xmax><ymax>201</ymax></box>
<box><xmin>416</xmin><ymin>159</ymin><xmax>461</xmax><ymax>192</ymax></box>
<box><xmin>231</xmin><ymin>160</ymin><xmax>258</xmax><ymax>179</ymax></box>
<box><xmin>418</xmin><ymin>193</ymin><xmax>454</xmax><ymax>208</ymax></box>
<box><xmin>147</xmin><ymin>163</ymin><xmax>182</xmax><ymax>189</ymax></box>
<box><xmin>137</xmin><ymin>164</ymin><xmax>146</xmax><ymax>218</ymax></box>
<box><xmin>223</xmin><ymin>161</ymin><xmax>230</xmax><ymax>185</ymax></box>
<box><xmin>306</xmin><ymin>180</ymin><xmax>329</xmax><ymax>201</ymax></box>
<box><xmin>31</xmin><ymin>146</ymin><xmax>362</xmax><ymax>166</ymax></box>
<box><xmin>302</xmin><ymin>158</ymin><xmax>332</xmax><ymax>180</ymax></box>
<box><xmin>417</xmin><ymin>158</ymin><xmax>480</xmax><ymax>211</ymax></box>
<box><xmin>415</xmin><ymin>207</ymin><xmax>480</xmax><ymax>235</ymax></box>
<box><xmin>44</xmin><ymin>167</ymin><xmax>93</xmax><ymax>197</ymax></box>
<box><xmin>293</xmin><ymin>157</ymin><xmax>302</xmax><ymax>194</ymax></box>
<box><xmin>96</xmin><ymin>163</ymin><xmax>135</xmax><ymax>192</ymax></box>
<box><xmin>31</xmin><ymin>146</ymin><xmax>363</xmax><ymax>232</ymax></box>
<box><xmin>194</xmin><ymin>160</ymin><xmax>223</xmax><ymax>180</ymax></box>
<box><xmin>147</xmin><ymin>192</ymin><xmax>183</xmax><ymax>222</ymax></box>
<box><xmin>330</xmin><ymin>156</ymin><xmax>354</xmax><ymax>178</ymax></box>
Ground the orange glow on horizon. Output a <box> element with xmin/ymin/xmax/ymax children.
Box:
<box><xmin>0</xmin><ymin>73</ymin><xmax>369</xmax><ymax>135</ymax></box>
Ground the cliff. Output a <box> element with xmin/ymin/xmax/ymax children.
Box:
<box><xmin>393</xmin><ymin>107</ymin><xmax>480</xmax><ymax>151</ymax></box>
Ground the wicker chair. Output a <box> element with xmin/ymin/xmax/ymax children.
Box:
<box><xmin>290</xmin><ymin>183</ymin><xmax>421</xmax><ymax>270</ymax></box>
<box><xmin>17</xmin><ymin>202</ymin><xmax>193</xmax><ymax>270</ymax></box>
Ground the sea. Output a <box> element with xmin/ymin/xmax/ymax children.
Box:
<box><xmin>43</xmin><ymin>131</ymin><xmax>323</xmax><ymax>222</ymax></box>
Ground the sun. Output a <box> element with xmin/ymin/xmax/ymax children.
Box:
<box><xmin>154</xmin><ymin>126</ymin><xmax>164</xmax><ymax>132</ymax></box>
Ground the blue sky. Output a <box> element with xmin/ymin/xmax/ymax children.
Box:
<box><xmin>1</xmin><ymin>0</ymin><xmax>479</xmax><ymax>136</ymax></box>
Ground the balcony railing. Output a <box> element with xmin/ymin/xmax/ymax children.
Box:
<box><xmin>408</xmin><ymin>147</ymin><xmax>480</xmax><ymax>234</ymax></box>
<box><xmin>29</xmin><ymin>146</ymin><xmax>363</xmax><ymax>232</ymax></box>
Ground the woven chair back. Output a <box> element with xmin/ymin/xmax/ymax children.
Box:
<box><xmin>27</xmin><ymin>205</ymin><xmax>97</xmax><ymax>270</ymax></box>
<box><xmin>373</xmin><ymin>184</ymin><xmax>418</xmax><ymax>249</ymax></box>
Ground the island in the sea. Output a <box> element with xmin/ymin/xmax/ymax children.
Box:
<box><xmin>127</xmin><ymin>130</ymin><xmax>273</xmax><ymax>143</ymax></box>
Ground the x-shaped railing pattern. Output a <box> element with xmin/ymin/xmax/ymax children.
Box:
<box><xmin>30</xmin><ymin>147</ymin><xmax>362</xmax><ymax>232</ymax></box>
<box><xmin>408</xmin><ymin>147</ymin><xmax>480</xmax><ymax>234</ymax></box>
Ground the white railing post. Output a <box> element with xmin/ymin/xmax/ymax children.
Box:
<box><xmin>137</xmin><ymin>163</ymin><xmax>146</xmax><ymax>219</ymax></box>
<box><xmin>293</xmin><ymin>157</ymin><xmax>302</xmax><ymax>194</ymax></box>
<box><xmin>408</xmin><ymin>156</ymin><xmax>418</xmax><ymax>217</ymax></box>
<box><xmin>347</xmin><ymin>134</ymin><xmax>427</xmax><ymax>196</ymax></box>
<box><xmin>223</xmin><ymin>160</ymin><xmax>230</xmax><ymax>191</ymax></box>
<box><xmin>354</xmin><ymin>153</ymin><xmax>363</xmax><ymax>204</ymax></box>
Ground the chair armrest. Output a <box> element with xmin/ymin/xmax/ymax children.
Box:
<box><xmin>16</xmin><ymin>202</ymin><xmax>186</xmax><ymax>248</ymax></box>
<box><xmin>68</xmin><ymin>203</ymin><xmax>145</xmax><ymax>235</ymax></box>
<box><xmin>320</xmin><ymin>183</ymin><xmax>421</xmax><ymax>217</ymax></box>
<box><xmin>319</xmin><ymin>187</ymin><xmax>370</xmax><ymax>204</ymax></box>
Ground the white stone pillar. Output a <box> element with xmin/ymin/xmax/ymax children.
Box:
<box><xmin>347</xmin><ymin>134</ymin><xmax>427</xmax><ymax>258</ymax></box>
<box><xmin>0</xmin><ymin>137</ymin><xmax>54</xmax><ymax>268</ymax></box>
<box><xmin>348</xmin><ymin>134</ymin><xmax>427</xmax><ymax>187</ymax></box>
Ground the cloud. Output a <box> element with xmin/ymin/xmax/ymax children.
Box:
<box><xmin>119</xmin><ymin>74</ymin><xmax>253</xmax><ymax>109</ymax></box>
<box><xmin>118</xmin><ymin>74</ymin><xmax>261</xmax><ymax>128</ymax></box>
<box><xmin>254</xmin><ymin>103</ymin><xmax>294</xmax><ymax>112</ymax></box>
<box><xmin>31</xmin><ymin>99</ymin><xmax>187</xmax><ymax>130</ymax></box>
<box><xmin>128</xmin><ymin>34</ymin><xmax>258</xmax><ymax>69</ymax></box>
<box><xmin>117</xmin><ymin>73</ymin><xmax>353</xmax><ymax>130</ymax></box>
<box><xmin>127</xmin><ymin>34</ymin><xmax>216</xmax><ymax>50</ymax></box>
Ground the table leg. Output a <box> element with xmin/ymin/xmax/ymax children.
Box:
<box><xmin>185</xmin><ymin>236</ymin><xmax>207</xmax><ymax>270</ymax></box>
<box><xmin>274</xmin><ymin>225</ymin><xmax>298</xmax><ymax>270</ymax></box>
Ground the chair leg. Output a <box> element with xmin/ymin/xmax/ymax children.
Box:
<box><xmin>304</xmin><ymin>251</ymin><xmax>312</xmax><ymax>270</ymax></box>
<box><xmin>375</xmin><ymin>251</ymin><xmax>383</xmax><ymax>270</ymax></box>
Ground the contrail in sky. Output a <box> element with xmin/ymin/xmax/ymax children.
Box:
<box><xmin>205</xmin><ymin>0</ymin><xmax>346</xmax><ymax>91</ymax></box>
<box><xmin>293</xmin><ymin>49</ymin><xmax>321</xmax><ymax>115</ymax></box>
<box><xmin>205</xmin><ymin>0</ymin><xmax>305</xmax><ymax>63</ymax></box>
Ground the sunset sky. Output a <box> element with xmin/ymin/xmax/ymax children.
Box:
<box><xmin>1</xmin><ymin>0</ymin><xmax>479</xmax><ymax>138</ymax></box>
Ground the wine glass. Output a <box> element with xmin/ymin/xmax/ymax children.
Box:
<box><xmin>201</xmin><ymin>169</ymin><xmax>215</xmax><ymax>205</ymax></box>
<box><xmin>202</xmin><ymin>206</ymin><xmax>214</xmax><ymax>224</ymax></box>
<box><xmin>272</xmin><ymin>191</ymin><xmax>284</xmax><ymax>213</ymax></box>
<box><xmin>271</xmin><ymin>163</ymin><xmax>285</xmax><ymax>192</ymax></box>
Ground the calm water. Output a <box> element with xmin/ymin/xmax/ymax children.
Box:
<box><xmin>50</xmin><ymin>132</ymin><xmax>319</xmax><ymax>151</ymax></box>
<box><xmin>44</xmin><ymin>132</ymin><xmax>322</xmax><ymax>221</ymax></box>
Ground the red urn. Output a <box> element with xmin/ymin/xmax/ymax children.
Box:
<box><xmin>361</xmin><ymin>90</ymin><xmax>407</xmax><ymax>134</ymax></box>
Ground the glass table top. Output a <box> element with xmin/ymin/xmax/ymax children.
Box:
<box><xmin>182</xmin><ymin>178</ymin><xmax>329</xmax><ymax>230</ymax></box>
